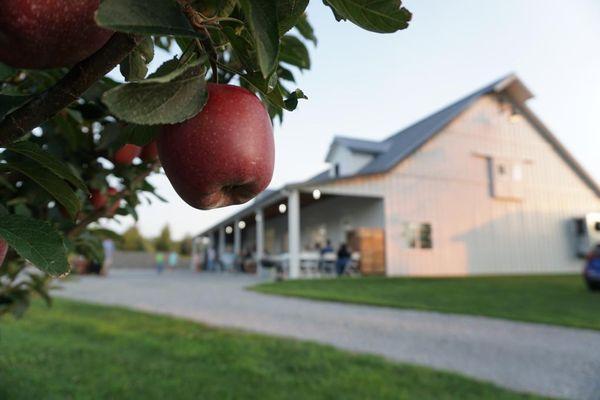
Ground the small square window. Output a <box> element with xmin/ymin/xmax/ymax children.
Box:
<box><xmin>403</xmin><ymin>222</ymin><xmax>433</xmax><ymax>249</ymax></box>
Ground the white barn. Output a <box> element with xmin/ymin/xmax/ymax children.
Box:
<box><xmin>195</xmin><ymin>75</ymin><xmax>600</xmax><ymax>277</ymax></box>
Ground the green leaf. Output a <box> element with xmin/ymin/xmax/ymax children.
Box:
<box><xmin>277</xmin><ymin>0</ymin><xmax>309</xmax><ymax>35</ymax></box>
<box><xmin>280</xmin><ymin>35</ymin><xmax>311</xmax><ymax>69</ymax></box>
<box><xmin>0</xmin><ymin>62</ymin><xmax>17</xmax><ymax>81</ymax></box>
<box><xmin>6</xmin><ymin>159</ymin><xmax>81</xmax><ymax>219</ymax></box>
<box><xmin>222</xmin><ymin>26</ymin><xmax>259</xmax><ymax>72</ymax></box>
<box><xmin>295</xmin><ymin>14</ymin><xmax>317</xmax><ymax>45</ymax></box>
<box><xmin>323</xmin><ymin>0</ymin><xmax>412</xmax><ymax>33</ymax></box>
<box><xmin>120</xmin><ymin>51</ymin><xmax>149</xmax><ymax>82</ymax></box>
<box><xmin>6</xmin><ymin>141</ymin><xmax>88</xmax><ymax>194</ymax></box>
<box><xmin>283</xmin><ymin>88</ymin><xmax>307</xmax><ymax>110</ymax></box>
<box><xmin>0</xmin><ymin>214</ymin><xmax>69</xmax><ymax>276</ymax></box>
<box><xmin>0</xmin><ymin>94</ymin><xmax>31</xmax><ymax>122</ymax></box>
<box><xmin>190</xmin><ymin>0</ymin><xmax>237</xmax><ymax>17</ymax></box>
<box><xmin>137</xmin><ymin>37</ymin><xmax>156</xmax><ymax>63</ymax></box>
<box><xmin>95</xmin><ymin>0</ymin><xmax>200</xmax><ymax>37</ymax></box>
<box><xmin>239</xmin><ymin>0</ymin><xmax>280</xmax><ymax>78</ymax></box>
<box><xmin>102</xmin><ymin>58</ymin><xmax>209</xmax><ymax>125</ymax></box>
<box><xmin>125</xmin><ymin>125</ymin><xmax>160</xmax><ymax>146</ymax></box>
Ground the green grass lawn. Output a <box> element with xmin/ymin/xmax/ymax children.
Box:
<box><xmin>0</xmin><ymin>300</ymin><xmax>543</xmax><ymax>400</ymax></box>
<box><xmin>253</xmin><ymin>274</ymin><xmax>600</xmax><ymax>330</ymax></box>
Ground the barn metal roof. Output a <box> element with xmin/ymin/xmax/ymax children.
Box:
<box><xmin>297</xmin><ymin>74</ymin><xmax>599</xmax><ymax>197</ymax></box>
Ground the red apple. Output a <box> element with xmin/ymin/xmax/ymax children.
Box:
<box><xmin>90</xmin><ymin>189</ymin><xmax>107</xmax><ymax>210</ymax></box>
<box><xmin>90</xmin><ymin>187</ymin><xmax>121</xmax><ymax>214</ymax></box>
<box><xmin>0</xmin><ymin>239</ymin><xmax>8</xmax><ymax>267</ymax></box>
<box><xmin>140</xmin><ymin>141</ymin><xmax>159</xmax><ymax>163</ymax></box>
<box><xmin>113</xmin><ymin>144</ymin><xmax>141</xmax><ymax>165</ymax></box>
<box><xmin>157</xmin><ymin>83</ymin><xmax>275</xmax><ymax>209</ymax></box>
<box><xmin>0</xmin><ymin>0</ymin><xmax>113</xmax><ymax>69</ymax></box>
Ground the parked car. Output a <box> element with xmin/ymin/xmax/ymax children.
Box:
<box><xmin>584</xmin><ymin>244</ymin><xmax>600</xmax><ymax>291</ymax></box>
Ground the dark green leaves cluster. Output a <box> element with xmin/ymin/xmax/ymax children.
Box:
<box><xmin>0</xmin><ymin>0</ymin><xmax>412</xmax><ymax>315</ymax></box>
<box><xmin>91</xmin><ymin>0</ymin><xmax>411</xmax><ymax>124</ymax></box>
<box><xmin>3</xmin><ymin>141</ymin><xmax>87</xmax><ymax>219</ymax></box>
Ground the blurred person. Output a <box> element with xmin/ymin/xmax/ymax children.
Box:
<box><xmin>155</xmin><ymin>252</ymin><xmax>165</xmax><ymax>274</ymax></box>
<box><xmin>336</xmin><ymin>243</ymin><xmax>351</xmax><ymax>276</ymax></box>
<box><xmin>321</xmin><ymin>239</ymin><xmax>334</xmax><ymax>255</ymax></box>
<box><xmin>168</xmin><ymin>251</ymin><xmax>178</xmax><ymax>271</ymax></box>
<box><xmin>101</xmin><ymin>238</ymin><xmax>115</xmax><ymax>276</ymax></box>
<box><xmin>207</xmin><ymin>246</ymin><xmax>216</xmax><ymax>271</ymax></box>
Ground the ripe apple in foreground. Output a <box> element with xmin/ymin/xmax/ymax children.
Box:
<box><xmin>157</xmin><ymin>83</ymin><xmax>275</xmax><ymax>210</ymax></box>
<box><xmin>0</xmin><ymin>239</ymin><xmax>8</xmax><ymax>267</ymax></box>
<box><xmin>0</xmin><ymin>0</ymin><xmax>113</xmax><ymax>69</ymax></box>
<box><xmin>140</xmin><ymin>141</ymin><xmax>159</xmax><ymax>163</ymax></box>
<box><xmin>113</xmin><ymin>144</ymin><xmax>141</xmax><ymax>165</ymax></box>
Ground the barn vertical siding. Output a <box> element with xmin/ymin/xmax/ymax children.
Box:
<box><xmin>318</xmin><ymin>95</ymin><xmax>600</xmax><ymax>276</ymax></box>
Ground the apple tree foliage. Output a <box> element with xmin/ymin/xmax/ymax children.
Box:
<box><xmin>0</xmin><ymin>0</ymin><xmax>411</xmax><ymax>318</ymax></box>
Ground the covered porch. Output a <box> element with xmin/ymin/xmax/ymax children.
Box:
<box><xmin>194</xmin><ymin>187</ymin><xmax>385</xmax><ymax>278</ymax></box>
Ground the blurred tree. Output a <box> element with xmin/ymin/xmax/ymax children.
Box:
<box><xmin>178</xmin><ymin>234</ymin><xmax>193</xmax><ymax>256</ymax></box>
<box><xmin>154</xmin><ymin>225</ymin><xmax>173</xmax><ymax>252</ymax></box>
<box><xmin>121</xmin><ymin>225</ymin><xmax>151</xmax><ymax>252</ymax></box>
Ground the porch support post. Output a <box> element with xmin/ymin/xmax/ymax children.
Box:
<box><xmin>233</xmin><ymin>219</ymin><xmax>241</xmax><ymax>257</ymax></box>
<box><xmin>218</xmin><ymin>226</ymin><xmax>225</xmax><ymax>258</ymax></box>
<box><xmin>255</xmin><ymin>209</ymin><xmax>264</xmax><ymax>268</ymax></box>
<box><xmin>287</xmin><ymin>189</ymin><xmax>301</xmax><ymax>279</ymax></box>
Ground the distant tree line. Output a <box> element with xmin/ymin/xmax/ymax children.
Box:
<box><xmin>114</xmin><ymin>225</ymin><xmax>192</xmax><ymax>255</ymax></box>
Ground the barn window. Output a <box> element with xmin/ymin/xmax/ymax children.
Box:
<box><xmin>488</xmin><ymin>157</ymin><xmax>524</xmax><ymax>200</ymax></box>
<box><xmin>403</xmin><ymin>222</ymin><xmax>433</xmax><ymax>249</ymax></box>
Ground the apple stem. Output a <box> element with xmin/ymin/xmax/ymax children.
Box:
<box><xmin>0</xmin><ymin>33</ymin><xmax>141</xmax><ymax>146</ymax></box>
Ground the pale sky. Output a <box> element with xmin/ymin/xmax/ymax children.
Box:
<box><xmin>103</xmin><ymin>0</ymin><xmax>600</xmax><ymax>240</ymax></box>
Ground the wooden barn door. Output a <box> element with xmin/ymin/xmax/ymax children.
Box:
<box><xmin>347</xmin><ymin>228</ymin><xmax>385</xmax><ymax>275</ymax></box>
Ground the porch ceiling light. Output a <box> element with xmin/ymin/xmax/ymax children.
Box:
<box><xmin>238</xmin><ymin>221</ymin><xmax>246</xmax><ymax>230</ymax></box>
<box><xmin>312</xmin><ymin>189</ymin><xmax>321</xmax><ymax>200</ymax></box>
<box><xmin>225</xmin><ymin>226</ymin><xmax>233</xmax><ymax>234</ymax></box>
<box><xmin>279</xmin><ymin>203</ymin><xmax>287</xmax><ymax>214</ymax></box>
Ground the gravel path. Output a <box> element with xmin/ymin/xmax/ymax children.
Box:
<box><xmin>57</xmin><ymin>270</ymin><xmax>600</xmax><ymax>400</ymax></box>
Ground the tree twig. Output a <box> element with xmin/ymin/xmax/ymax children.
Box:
<box><xmin>0</xmin><ymin>33</ymin><xmax>141</xmax><ymax>146</ymax></box>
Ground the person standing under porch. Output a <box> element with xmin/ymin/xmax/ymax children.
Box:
<box><xmin>336</xmin><ymin>243</ymin><xmax>351</xmax><ymax>276</ymax></box>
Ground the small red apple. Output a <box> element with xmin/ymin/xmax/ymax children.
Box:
<box><xmin>0</xmin><ymin>0</ymin><xmax>113</xmax><ymax>69</ymax></box>
<box><xmin>113</xmin><ymin>144</ymin><xmax>141</xmax><ymax>165</ymax></box>
<box><xmin>90</xmin><ymin>187</ymin><xmax>121</xmax><ymax>214</ymax></box>
<box><xmin>157</xmin><ymin>83</ymin><xmax>275</xmax><ymax>209</ymax></box>
<box><xmin>90</xmin><ymin>189</ymin><xmax>108</xmax><ymax>210</ymax></box>
<box><xmin>0</xmin><ymin>239</ymin><xmax>8</xmax><ymax>267</ymax></box>
<box><xmin>140</xmin><ymin>141</ymin><xmax>159</xmax><ymax>163</ymax></box>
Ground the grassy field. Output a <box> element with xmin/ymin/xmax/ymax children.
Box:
<box><xmin>253</xmin><ymin>274</ymin><xmax>600</xmax><ymax>330</ymax></box>
<box><xmin>0</xmin><ymin>300</ymin><xmax>543</xmax><ymax>400</ymax></box>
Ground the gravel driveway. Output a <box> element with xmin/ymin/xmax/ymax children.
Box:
<box><xmin>57</xmin><ymin>269</ymin><xmax>600</xmax><ymax>400</ymax></box>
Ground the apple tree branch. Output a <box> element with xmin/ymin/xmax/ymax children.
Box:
<box><xmin>0</xmin><ymin>33</ymin><xmax>141</xmax><ymax>147</ymax></box>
